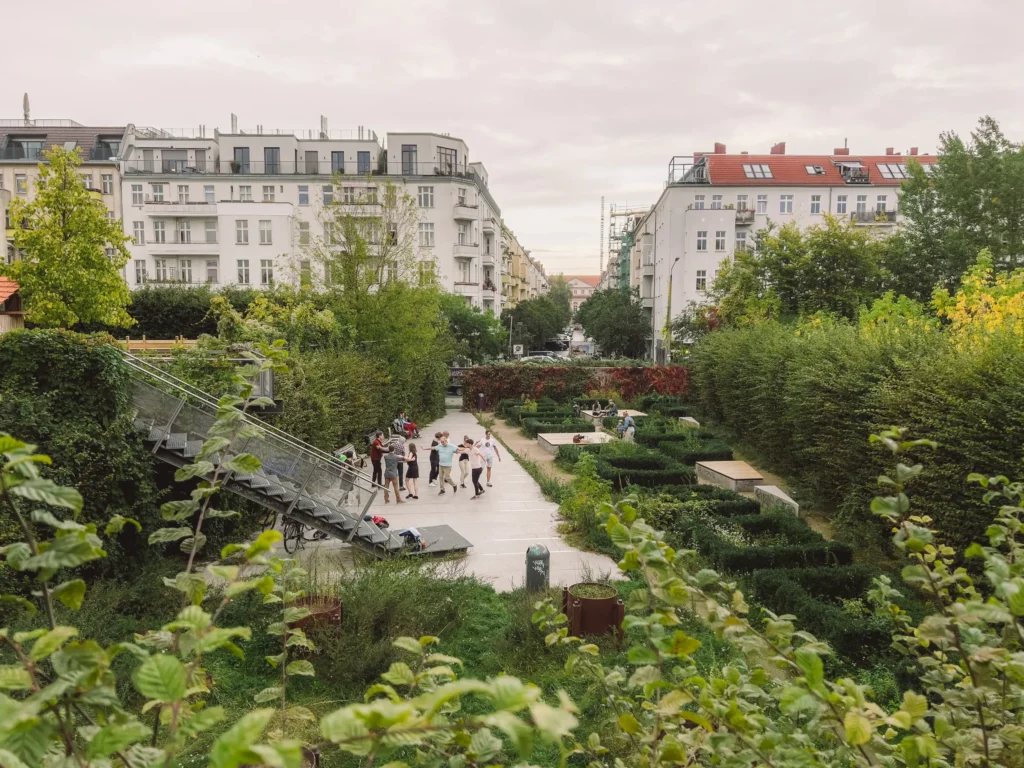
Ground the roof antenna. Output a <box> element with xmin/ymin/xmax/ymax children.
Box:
<box><xmin>23</xmin><ymin>93</ymin><xmax>30</xmax><ymax>126</ymax></box>
<box><xmin>844</xmin><ymin>137</ymin><xmax>848</xmax><ymax>149</ymax></box>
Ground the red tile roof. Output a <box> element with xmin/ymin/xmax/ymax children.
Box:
<box><xmin>564</xmin><ymin>275</ymin><xmax>601</xmax><ymax>287</ymax></box>
<box><xmin>0</xmin><ymin>277</ymin><xmax>19</xmax><ymax>304</ymax></box>
<box><xmin>703</xmin><ymin>154</ymin><xmax>937</xmax><ymax>187</ymax></box>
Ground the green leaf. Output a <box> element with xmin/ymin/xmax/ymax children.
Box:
<box><xmin>468</xmin><ymin>727</ymin><xmax>503</xmax><ymax>761</ymax></box>
<box><xmin>0</xmin><ymin>749</ymin><xmax>29</xmax><ymax>768</ymax></box>
<box><xmin>29</xmin><ymin>626</ymin><xmax>77</xmax><ymax>661</ymax></box>
<box><xmin>627</xmin><ymin>646</ymin><xmax>658</xmax><ymax>665</ymax></box>
<box><xmin>795</xmin><ymin>647</ymin><xmax>824</xmax><ymax>688</ymax></box>
<box><xmin>844</xmin><ymin>711</ymin><xmax>873</xmax><ymax>746</ymax></box>
<box><xmin>381</xmin><ymin>662</ymin><xmax>416</xmax><ymax>686</ymax></box>
<box><xmin>617</xmin><ymin>713</ymin><xmax>642</xmax><ymax>735</ymax></box>
<box><xmin>0</xmin><ymin>665</ymin><xmax>32</xmax><ymax>691</ymax></box>
<box><xmin>393</xmin><ymin>636</ymin><xmax>424</xmax><ymax>655</ymax></box>
<box><xmin>175</xmin><ymin>461</ymin><xmax>216</xmax><ymax>481</ymax></box>
<box><xmin>86</xmin><ymin>719</ymin><xmax>151</xmax><ymax>759</ymax></box>
<box><xmin>254</xmin><ymin>686</ymin><xmax>282</xmax><ymax>704</ymax></box>
<box><xmin>286</xmin><ymin>660</ymin><xmax>315</xmax><ymax>677</ymax></box>
<box><xmin>608</xmin><ymin>523</ymin><xmax>631</xmax><ymax>547</ymax></box>
<box><xmin>180</xmin><ymin>706</ymin><xmax>227</xmax><ymax>738</ymax></box>
<box><xmin>149</xmin><ymin>527</ymin><xmax>191</xmax><ymax>545</ymax></box>
<box><xmin>2</xmin><ymin>542</ymin><xmax>31</xmax><ymax>571</ymax></box>
<box><xmin>11</xmin><ymin>478</ymin><xmax>82</xmax><ymax>512</ymax></box>
<box><xmin>209</xmin><ymin>708</ymin><xmax>276</xmax><ymax>768</ymax></box>
<box><xmin>0</xmin><ymin>595</ymin><xmax>36</xmax><ymax>617</ymax></box>
<box><xmin>207</xmin><ymin>508</ymin><xmax>241</xmax><ymax>520</ymax></box>
<box><xmin>901</xmin><ymin>691</ymin><xmax>928</xmax><ymax>721</ymax></box>
<box><xmin>133</xmin><ymin>654</ymin><xmax>187</xmax><ymax>702</ymax></box>
<box><xmin>105</xmin><ymin>514</ymin><xmax>141</xmax><ymax>536</ymax></box>
<box><xmin>225</xmin><ymin>454</ymin><xmax>262</xmax><ymax>474</ymax></box>
<box><xmin>530</xmin><ymin>701</ymin><xmax>578</xmax><ymax>741</ymax></box>
<box><xmin>52</xmin><ymin>579</ymin><xmax>86</xmax><ymax>610</ymax></box>
<box><xmin>245</xmin><ymin>530</ymin><xmax>282</xmax><ymax>559</ymax></box>
<box><xmin>160</xmin><ymin>500</ymin><xmax>199</xmax><ymax>522</ymax></box>
<box><xmin>226</xmin><ymin>578</ymin><xmax>267</xmax><ymax>598</ymax></box>
<box><xmin>30</xmin><ymin>509</ymin><xmax>84</xmax><ymax>530</ymax></box>
<box><xmin>678</xmin><ymin>711</ymin><xmax>712</xmax><ymax>731</ymax></box>
<box><xmin>180</xmin><ymin>532</ymin><xmax>208</xmax><ymax>555</ymax></box>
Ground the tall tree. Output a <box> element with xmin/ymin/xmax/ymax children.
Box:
<box><xmin>502</xmin><ymin>294</ymin><xmax>570</xmax><ymax>350</ymax></box>
<box><xmin>438</xmin><ymin>293</ymin><xmax>507</xmax><ymax>364</ymax></box>
<box><xmin>575</xmin><ymin>288</ymin><xmax>650</xmax><ymax>358</ymax></box>
<box><xmin>4</xmin><ymin>147</ymin><xmax>132</xmax><ymax>328</ymax></box>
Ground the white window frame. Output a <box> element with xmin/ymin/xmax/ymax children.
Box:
<box><xmin>151</xmin><ymin>184</ymin><xmax>164</xmax><ymax>202</ymax></box>
<box><xmin>205</xmin><ymin>220</ymin><xmax>217</xmax><ymax>243</ymax></box>
<box><xmin>260</xmin><ymin>258</ymin><xmax>274</xmax><ymax>286</ymax></box>
<box><xmin>742</xmin><ymin>163</ymin><xmax>773</xmax><ymax>179</ymax></box>
<box><xmin>259</xmin><ymin>220</ymin><xmax>272</xmax><ymax>245</ymax></box>
<box><xmin>418</xmin><ymin>222</ymin><xmax>435</xmax><ymax>247</ymax></box>
<box><xmin>417</xmin><ymin>186</ymin><xmax>434</xmax><ymax>208</ymax></box>
<box><xmin>696</xmin><ymin>230</ymin><xmax>707</xmax><ymax>251</ymax></box>
<box><xmin>131</xmin><ymin>184</ymin><xmax>143</xmax><ymax>205</ymax></box>
<box><xmin>134</xmin><ymin>260</ymin><xmax>147</xmax><ymax>285</ymax></box>
<box><xmin>237</xmin><ymin>259</ymin><xmax>250</xmax><ymax>285</ymax></box>
<box><xmin>206</xmin><ymin>260</ymin><xmax>218</xmax><ymax>285</ymax></box>
<box><xmin>133</xmin><ymin>221</ymin><xmax>145</xmax><ymax>245</ymax></box>
<box><xmin>179</xmin><ymin>259</ymin><xmax>192</xmax><ymax>284</ymax></box>
<box><xmin>322</xmin><ymin>185</ymin><xmax>333</xmax><ymax>205</ymax></box>
<box><xmin>236</xmin><ymin>220</ymin><xmax>249</xmax><ymax>244</ymax></box>
<box><xmin>298</xmin><ymin>221</ymin><xmax>310</xmax><ymax>245</ymax></box>
<box><xmin>239</xmin><ymin>185</ymin><xmax>252</xmax><ymax>203</ymax></box>
<box><xmin>856</xmin><ymin>195</ymin><xmax>867</xmax><ymax>213</ymax></box>
<box><xmin>153</xmin><ymin>220</ymin><xmax>166</xmax><ymax>243</ymax></box>
<box><xmin>810</xmin><ymin>194</ymin><xmax>821</xmax><ymax>214</ymax></box>
<box><xmin>736</xmin><ymin>194</ymin><xmax>748</xmax><ymax>210</ymax></box>
<box><xmin>756</xmin><ymin>194</ymin><xmax>767</xmax><ymax>214</ymax></box>
<box><xmin>102</xmin><ymin>174</ymin><xmax>113</xmax><ymax>194</ymax></box>
<box><xmin>836</xmin><ymin>194</ymin><xmax>848</xmax><ymax>214</ymax></box>
<box><xmin>876</xmin><ymin>194</ymin><xmax>888</xmax><ymax>212</ymax></box>
<box><xmin>177</xmin><ymin>184</ymin><xmax>189</xmax><ymax>203</ymax></box>
<box><xmin>736</xmin><ymin>231</ymin><xmax>747</xmax><ymax>251</ymax></box>
<box><xmin>204</xmin><ymin>184</ymin><xmax>215</xmax><ymax>203</ymax></box>
<box><xmin>263</xmin><ymin>185</ymin><xmax>275</xmax><ymax>202</ymax></box>
<box><xmin>696</xmin><ymin>269</ymin><xmax>707</xmax><ymax>291</ymax></box>
<box><xmin>693</xmin><ymin>194</ymin><xmax>705</xmax><ymax>210</ymax></box>
<box><xmin>715</xmin><ymin>231</ymin><xmax>726</xmax><ymax>251</ymax></box>
<box><xmin>711</xmin><ymin>194</ymin><xmax>723</xmax><ymax>210</ymax></box>
<box><xmin>15</xmin><ymin>175</ymin><xmax>27</xmax><ymax>196</ymax></box>
<box><xmin>298</xmin><ymin>185</ymin><xmax>309</xmax><ymax>205</ymax></box>
<box><xmin>780</xmin><ymin>194</ymin><xmax>793</xmax><ymax>214</ymax></box>
<box><xmin>177</xmin><ymin>220</ymin><xmax>191</xmax><ymax>243</ymax></box>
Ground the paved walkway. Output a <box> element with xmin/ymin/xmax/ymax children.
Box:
<box><xmin>296</xmin><ymin>408</ymin><xmax>618</xmax><ymax>592</ymax></box>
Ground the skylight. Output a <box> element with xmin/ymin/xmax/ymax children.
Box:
<box><xmin>742</xmin><ymin>163</ymin><xmax>773</xmax><ymax>179</ymax></box>
<box><xmin>805</xmin><ymin>165</ymin><xmax>825</xmax><ymax>175</ymax></box>
<box><xmin>878</xmin><ymin>163</ymin><xmax>909</xmax><ymax>179</ymax></box>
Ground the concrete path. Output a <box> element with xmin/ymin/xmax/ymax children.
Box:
<box><xmin>295</xmin><ymin>407</ymin><xmax>619</xmax><ymax>592</ymax></box>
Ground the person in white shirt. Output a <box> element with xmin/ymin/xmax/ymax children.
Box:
<box><xmin>467</xmin><ymin>439</ymin><xmax>486</xmax><ymax>499</ymax></box>
<box><xmin>479</xmin><ymin>430</ymin><xmax>502</xmax><ymax>487</ymax></box>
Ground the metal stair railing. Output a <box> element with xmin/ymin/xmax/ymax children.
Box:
<box><xmin>122</xmin><ymin>353</ymin><xmax>400</xmax><ymax>551</ymax></box>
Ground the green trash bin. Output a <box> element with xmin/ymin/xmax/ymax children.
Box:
<box><xmin>526</xmin><ymin>544</ymin><xmax>550</xmax><ymax>592</ymax></box>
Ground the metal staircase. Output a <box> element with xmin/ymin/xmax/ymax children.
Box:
<box><xmin>123</xmin><ymin>353</ymin><xmax>472</xmax><ymax>557</ymax></box>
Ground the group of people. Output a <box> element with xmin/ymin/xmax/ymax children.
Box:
<box><xmin>367</xmin><ymin>424</ymin><xmax>502</xmax><ymax>503</ymax></box>
<box><xmin>616</xmin><ymin>412</ymin><xmax>637</xmax><ymax>441</ymax></box>
<box><xmin>572</xmin><ymin>400</ymin><xmax>619</xmax><ymax>418</ymax></box>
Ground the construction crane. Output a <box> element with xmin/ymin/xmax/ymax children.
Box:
<box><xmin>607</xmin><ymin>203</ymin><xmax>652</xmax><ymax>266</ymax></box>
<box><xmin>600</xmin><ymin>197</ymin><xmax>605</xmax><ymax>273</ymax></box>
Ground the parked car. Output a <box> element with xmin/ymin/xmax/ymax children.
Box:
<box><xmin>523</xmin><ymin>351</ymin><xmax>560</xmax><ymax>362</ymax></box>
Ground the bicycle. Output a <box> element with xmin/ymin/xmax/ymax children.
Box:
<box><xmin>281</xmin><ymin>517</ymin><xmax>330</xmax><ymax>554</ymax></box>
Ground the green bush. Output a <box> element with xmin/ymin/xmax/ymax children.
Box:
<box><xmin>635</xmin><ymin>394</ymin><xmax>683</xmax><ymax>411</ymax></box>
<box><xmin>515</xmin><ymin>408</ymin><xmax>574</xmax><ymax>426</ymax></box>
<box><xmin>495</xmin><ymin>398</ymin><xmax>522</xmax><ymax>419</ymax></box>
<box><xmin>521</xmin><ymin>419</ymin><xmax>594</xmax><ymax>438</ymax></box>
<box><xmin>595</xmin><ymin>452</ymin><xmax>696</xmax><ymax>489</ymax></box>
<box><xmin>684</xmin><ymin>510</ymin><xmax>854</xmax><ymax>572</ymax></box>
<box><xmin>554</xmin><ymin>443</ymin><xmax>604</xmax><ymax>469</ymax></box>
<box><xmin>658</xmin><ymin>438</ymin><xmax>734</xmax><ymax>465</ymax></box>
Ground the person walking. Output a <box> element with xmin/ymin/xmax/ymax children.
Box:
<box><xmin>432</xmin><ymin>435</ymin><xmax>459</xmax><ymax>495</ymax></box>
<box><xmin>479</xmin><ymin>430</ymin><xmax>502</xmax><ymax>487</ymax></box>
<box><xmin>393</xmin><ymin>432</ymin><xmax>407</xmax><ymax>491</ymax></box>
<box><xmin>382</xmin><ymin>445</ymin><xmax>404</xmax><ymax>504</ymax></box>
<box><xmin>428</xmin><ymin>431</ymin><xmax>441</xmax><ymax>486</ymax></box>
<box><xmin>467</xmin><ymin>438</ymin><xmax>486</xmax><ymax>499</ymax></box>
<box><xmin>404</xmin><ymin>443</ymin><xmax>420</xmax><ymax>499</ymax></box>
<box><xmin>457</xmin><ymin>435</ymin><xmax>471</xmax><ymax>489</ymax></box>
<box><xmin>369</xmin><ymin>431</ymin><xmax>385</xmax><ymax>487</ymax></box>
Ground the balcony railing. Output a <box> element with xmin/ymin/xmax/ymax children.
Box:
<box><xmin>840</xmin><ymin>166</ymin><xmax>871</xmax><ymax>184</ymax></box>
<box><xmin>735</xmin><ymin>208</ymin><xmax>756</xmax><ymax>224</ymax></box>
<box><xmin>851</xmin><ymin>210</ymin><xmax>897</xmax><ymax>224</ymax></box>
<box><xmin>123</xmin><ymin>159</ymin><xmax>378</xmax><ymax>176</ymax></box>
<box><xmin>0</xmin><ymin>146</ymin><xmax>44</xmax><ymax>160</ymax></box>
<box><xmin>143</xmin><ymin>202</ymin><xmax>218</xmax><ymax>216</ymax></box>
<box><xmin>453</xmin><ymin>242</ymin><xmax>479</xmax><ymax>258</ymax></box>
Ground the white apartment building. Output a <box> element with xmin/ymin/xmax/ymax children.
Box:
<box><xmin>565</xmin><ymin>275</ymin><xmax>599</xmax><ymax>313</ymax></box>
<box><xmin>119</xmin><ymin>119</ymin><xmax>505</xmax><ymax>313</ymax></box>
<box><xmin>637</xmin><ymin>142</ymin><xmax>937</xmax><ymax>361</ymax></box>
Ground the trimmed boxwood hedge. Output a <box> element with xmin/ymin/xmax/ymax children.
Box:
<box><xmin>509</xmin><ymin>406</ymin><xmax>574</xmax><ymax>426</ymax></box>
<box><xmin>747</xmin><ymin>566</ymin><xmax>927</xmax><ymax>665</ymax></box>
<box><xmin>602</xmin><ymin>415</ymin><xmax>649</xmax><ymax>430</ymax></box>
<box><xmin>554</xmin><ymin>442</ymin><xmax>605</xmax><ymax>467</ymax></box>
<box><xmin>596</xmin><ymin>453</ymin><xmax>696</xmax><ymax>489</ymax></box>
<box><xmin>635</xmin><ymin>427</ymin><xmax>716</xmax><ymax>448</ymax></box>
<box><xmin>636</xmin><ymin>394</ymin><xmax>683</xmax><ymax>411</ymax></box>
<box><xmin>686</xmin><ymin>511</ymin><xmax>853</xmax><ymax>572</ymax></box>
<box><xmin>657</xmin><ymin>439</ymin><xmax>734</xmax><ymax>465</ymax></box>
<box><xmin>522</xmin><ymin>420</ymin><xmax>594</xmax><ymax>438</ymax></box>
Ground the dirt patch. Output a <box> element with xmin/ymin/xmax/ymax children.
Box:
<box><xmin>486</xmin><ymin>416</ymin><xmax>575</xmax><ymax>483</ymax></box>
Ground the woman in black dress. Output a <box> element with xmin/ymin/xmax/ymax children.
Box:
<box><xmin>405</xmin><ymin>443</ymin><xmax>420</xmax><ymax>499</ymax></box>
<box><xmin>428</xmin><ymin>431</ymin><xmax>441</xmax><ymax>486</ymax></box>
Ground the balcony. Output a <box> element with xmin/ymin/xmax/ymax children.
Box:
<box><xmin>144</xmin><ymin>202</ymin><xmax>217</xmax><ymax>216</ymax></box>
<box><xmin>482</xmin><ymin>216</ymin><xmax>497</xmax><ymax>234</ymax></box>
<box><xmin>839</xmin><ymin>166</ymin><xmax>871</xmax><ymax>184</ymax></box>
<box><xmin>641</xmin><ymin>295</ymin><xmax>654</xmax><ymax>309</ymax></box>
<box><xmin>735</xmin><ymin>208</ymin><xmax>756</xmax><ymax>225</ymax></box>
<box><xmin>146</xmin><ymin>240</ymin><xmax>220</xmax><ymax>255</ymax></box>
<box><xmin>122</xmin><ymin>159</ymin><xmax>378</xmax><ymax>176</ymax></box>
<box><xmin>851</xmin><ymin>210</ymin><xmax>897</xmax><ymax>225</ymax></box>
<box><xmin>453</xmin><ymin>202</ymin><xmax>478</xmax><ymax>220</ymax></box>
<box><xmin>0</xmin><ymin>146</ymin><xmax>44</xmax><ymax>161</ymax></box>
<box><xmin>641</xmin><ymin>260</ymin><xmax>654</xmax><ymax>276</ymax></box>
<box><xmin>453</xmin><ymin>242</ymin><xmax>479</xmax><ymax>258</ymax></box>
<box><xmin>482</xmin><ymin>251</ymin><xmax>495</xmax><ymax>265</ymax></box>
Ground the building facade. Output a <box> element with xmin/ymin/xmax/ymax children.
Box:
<box><xmin>565</xmin><ymin>275</ymin><xmax>600</xmax><ymax>313</ymax></box>
<box><xmin>501</xmin><ymin>224</ymin><xmax>547</xmax><ymax>309</ymax></box>
<box><xmin>643</xmin><ymin>142</ymin><xmax>937</xmax><ymax>361</ymax></box>
<box><xmin>116</xmin><ymin>119</ymin><xmax>513</xmax><ymax>313</ymax></box>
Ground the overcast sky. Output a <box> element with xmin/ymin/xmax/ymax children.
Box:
<box><xmin>3</xmin><ymin>0</ymin><xmax>1022</xmax><ymax>275</ymax></box>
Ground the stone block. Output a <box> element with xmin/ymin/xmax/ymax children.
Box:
<box><xmin>678</xmin><ymin>416</ymin><xmax>700</xmax><ymax>429</ymax></box>
<box><xmin>755</xmin><ymin>485</ymin><xmax>801</xmax><ymax>518</ymax></box>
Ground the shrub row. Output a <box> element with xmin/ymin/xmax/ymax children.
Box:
<box><xmin>657</xmin><ymin>438</ymin><xmax>734</xmax><ymax>465</ymax></box>
<box><xmin>465</xmin><ymin>365</ymin><xmax>689</xmax><ymax>407</ymax></box>
<box><xmin>521</xmin><ymin>420</ymin><xmax>595</xmax><ymax>438</ymax></box>
<box><xmin>595</xmin><ymin>453</ymin><xmax>695</xmax><ymax>489</ymax></box>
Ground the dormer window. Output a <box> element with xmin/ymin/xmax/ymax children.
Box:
<box><xmin>878</xmin><ymin>163</ymin><xmax>909</xmax><ymax>179</ymax></box>
<box><xmin>4</xmin><ymin>138</ymin><xmax>45</xmax><ymax>160</ymax></box>
<box><xmin>742</xmin><ymin>163</ymin><xmax>772</xmax><ymax>179</ymax></box>
<box><xmin>805</xmin><ymin>165</ymin><xmax>825</xmax><ymax>175</ymax></box>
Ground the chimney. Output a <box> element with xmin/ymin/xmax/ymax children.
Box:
<box><xmin>770</xmin><ymin>141</ymin><xmax>786</xmax><ymax>155</ymax></box>
<box><xmin>230</xmin><ymin>113</ymin><xmax>238</xmax><ymax>133</ymax></box>
<box><xmin>693</xmin><ymin>152</ymin><xmax>704</xmax><ymax>160</ymax></box>
<box><xmin>909</xmin><ymin>147</ymin><xmax>919</xmax><ymax>156</ymax></box>
<box><xmin>22</xmin><ymin>92</ymin><xmax>30</xmax><ymax>125</ymax></box>
<box><xmin>713</xmin><ymin>142</ymin><xmax>726</xmax><ymax>154</ymax></box>
<box><xmin>834</xmin><ymin>147</ymin><xmax>850</xmax><ymax>156</ymax></box>
<box><xmin>885</xmin><ymin>147</ymin><xmax>895</xmax><ymax>155</ymax></box>
<box><xmin>740</xmin><ymin>151</ymin><xmax>749</xmax><ymax>155</ymax></box>
<box><xmin>320</xmin><ymin>115</ymin><xmax>328</xmax><ymax>139</ymax></box>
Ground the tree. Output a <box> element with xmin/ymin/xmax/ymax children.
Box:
<box><xmin>896</xmin><ymin>116</ymin><xmax>1024</xmax><ymax>299</ymax></box>
<box><xmin>502</xmin><ymin>293</ymin><xmax>570</xmax><ymax>351</ymax></box>
<box><xmin>670</xmin><ymin>300</ymin><xmax>721</xmax><ymax>346</ymax></box>
<box><xmin>3</xmin><ymin>146</ymin><xmax>132</xmax><ymax>328</ymax></box>
<box><xmin>575</xmin><ymin>288</ymin><xmax>650</xmax><ymax>358</ymax></box>
<box><xmin>438</xmin><ymin>293</ymin><xmax>507</xmax><ymax>365</ymax></box>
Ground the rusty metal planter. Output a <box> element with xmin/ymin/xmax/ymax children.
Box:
<box><xmin>288</xmin><ymin>596</ymin><xmax>343</xmax><ymax>631</ymax></box>
<box><xmin>562</xmin><ymin>583</ymin><xmax>624</xmax><ymax>643</ymax></box>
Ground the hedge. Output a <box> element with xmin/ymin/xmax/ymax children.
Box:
<box><xmin>521</xmin><ymin>420</ymin><xmax>595</xmax><ymax>438</ymax></box>
<box><xmin>465</xmin><ymin>365</ymin><xmax>689</xmax><ymax>408</ymax></box>
<box><xmin>596</xmin><ymin>453</ymin><xmax>695</xmax><ymax>489</ymax></box>
<box><xmin>685</xmin><ymin>511</ymin><xmax>854</xmax><ymax>572</ymax></box>
<box><xmin>635</xmin><ymin>394</ymin><xmax>683</xmax><ymax>412</ymax></box>
<box><xmin>657</xmin><ymin>438</ymin><xmax>734</xmax><ymax>465</ymax></box>
<box><xmin>555</xmin><ymin>443</ymin><xmax>605</xmax><ymax>468</ymax></box>
<box><xmin>747</xmin><ymin>566</ymin><xmax>927</xmax><ymax>666</ymax></box>
<box><xmin>513</xmin><ymin>407</ymin><xmax>574</xmax><ymax>426</ymax></box>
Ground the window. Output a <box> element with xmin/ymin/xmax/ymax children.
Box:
<box><xmin>805</xmin><ymin>165</ymin><xmax>825</xmax><ymax>175</ymax></box>
<box><xmin>204</xmin><ymin>185</ymin><xmax>214</xmax><ymax>203</ymax></box>
<box><xmin>780</xmin><ymin>194</ymin><xmax>793</xmax><ymax>214</ymax></box>
<box><xmin>357</xmin><ymin>151</ymin><xmax>371</xmax><ymax>174</ymax></box>
<box><xmin>331</xmin><ymin>151</ymin><xmax>345</xmax><ymax>174</ymax></box>
<box><xmin>153</xmin><ymin>221</ymin><xmax>166</xmax><ymax>243</ymax></box>
<box><xmin>133</xmin><ymin>221</ymin><xmax>145</xmax><ymax>245</ymax></box>
<box><xmin>177</xmin><ymin>185</ymin><xmax>189</xmax><ymax>203</ymax></box>
<box><xmin>736</xmin><ymin>231</ymin><xmax>748</xmax><ymax>251</ymax></box>
<box><xmin>102</xmin><ymin>174</ymin><xmax>113</xmax><ymax>194</ymax></box>
<box><xmin>131</xmin><ymin>184</ymin><xmax>143</xmax><ymax>205</ymax></box>
<box><xmin>715</xmin><ymin>231</ymin><xmax>726</xmax><ymax>251</ymax></box>
<box><xmin>151</xmin><ymin>184</ymin><xmax>164</xmax><ymax>202</ymax></box>
<box><xmin>298</xmin><ymin>221</ymin><xmax>310</xmax><ymax>245</ymax></box>
<box><xmin>177</xmin><ymin>221</ymin><xmax>191</xmax><ymax>243</ymax></box>
<box><xmin>810</xmin><ymin>194</ymin><xmax>821</xmax><ymax>214</ymax></box>
<box><xmin>711</xmin><ymin>194</ymin><xmax>723</xmax><ymax>210</ymax></box>
<box><xmin>365</xmin><ymin>186</ymin><xmax>377</xmax><ymax>204</ymax></box>
<box><xmin>106</xmin><ymin>211</ymin><xmax>116</xmax><ymax>222</ymax></box>
<box><xmin>401</xmin><ymin>144</ymin><xmax>418</xmax><ymax>174</ymax></box>
<box><xmin>696</xmin><ymin>231</ymin><xmax>707</xmax><ymax>251</ymax></box>
<box><xmin>260</xmin><ymin>259</ymin><xmax>274</xmax><ymax>286</ymax></box>
<box><xmin>236</xmin><ymin>220</ymin><xmax>249</xmax><ymax>244</ymax></box>
<box><xmin>693</xmin><ymin>194</ymin><xmax>705</xmax><ymax>210</ymax></box>
<box><xmin>737</xmin><ymin>194</ymin><xmax>748</xmax><ymax>210</ymax></box>
<box><xmin>264</xmin><ymin>147</ymin><xmax>280</xmax><ymax>175</ymax></box>
<box><xmin>134</xmin><ymin>260</ymin><xmax>147</xmax><ymax>285</ymax></box>
<box><xmin>458</xmin><ymin>187</ymin><xmax>467</xmax><ymax>205</ymax></box>
<box><xmin>438</xmin><ymin>146</ymin><xmax>458</xmax><ymax>175</ymax></box>
<box><xmin>233</xmin><ymin>147</ymin><xmax>250</xmax><ymax>174</ymax></box>
<box><xmin>154</xmin><ymin>259</ymin><xmax>169</xmax><ymax>282</ymax></box>
<box><xmin>263</xmin><ymin>185</ymin><xmax>275</xmax><ymax>202</ymax></box>
<box><xmin>179</xmin><ymin>259</ymin><xmax>192</xmax><ymax>284</ymax></box>
<box><xmin>322</xmin><ymin>185</ymin><xmax>333</xmax><ymax>205</ymax></box>
<box><xmin>237</xmin><ymin>259</ymin><xmax>250</xmax><ymax>285</ymax></box>
<box><xmin>458</xmin><ymin>222</ymin><xmax>470</xmax><ymax>244</ymax></box>
<box><xmin>299</xmin><ymin>260</ymin><xmax>312</xmax><ymax>288</ymax></box>
<box><xmin>342</xmin><ymin>186</ymin><xmax>356</xmax><ymax>204</ymax></box>
<box><xmin>876</xmin><ymin>194</ymin><xmax>888</xmax><ymax>212</ymax></box>
<box><xmin>259</xmin><ymin>220</ymin><xmax>272</xmax><ymax>245</ymax></box>
<box><xmin>418</xmin><ymin>223</ymin><xmax>435</xmax><ymax>247</ymax></box>
<box><xmin>856</xmin><ymin>194</ymin><xmax>867</xmax><ymax>213</ymax></box>
<box><xmin>298</xmin><ymin>185</ymin><xmax>309</xmax><ymax>205</ymax></box>
<box><xmin>742</xmin><ymin>163</ymin><xmax>773</xmax><ymax>179</ymax></box>
<box><xmin>696</xmin><ymin>270</ymin><xmax>707</xmax><ymax>291</ymax></box>
<box><xmin>878</xmin><ymin>163</ymin><xmax>909</xmax><ymax>179</ymax></box>
<box><xmin>417</xmin><ymin>186</ymin><xmax>434</xmax><ymax>207</ymax></box>
<box><xmin>15</xmin><ymin>175</ymin><xmax>27</xmax><ymax>196</ymax></box>
<box><xmin>206</xmin><ymin>260</ymin><xmax>218</xmax><ymax>284</ymax></box>
<box><xmin>205</xmin><ymin>220</ymin><xmax>217</xmax><ymax>243</ymax></box>
<box><xmin>922</xmin><ymin>163</ymin><xmax>937</xmax><ymax>176</ymax></box>
<box><xmin>418</xmin><ymin>260</ymin><xmax>435</xmax><ymax>285</ymax></box>
<box><xmin>239</xmin><ymin>185</ymin><xmax>252</xmax><ymax>202</ymax></box>
<box><xmin>80</xmin><ymin>173</ymin><xmax>93</xmax><ymax>189</ymax></box>
<box><xmin>836</xmin><ymin>194</ymin><xmax>847</xmax><ymax>214</ymax></box>
<box><xmin>756</xmin><ymin>194</ymin><xmax>767</xmax><ymax>213</ymax></box>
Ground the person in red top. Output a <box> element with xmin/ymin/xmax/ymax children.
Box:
<box><xmin>369</xmin><ymin>431</ymin><xmax>385</xmax><ymax>487</ymax></box>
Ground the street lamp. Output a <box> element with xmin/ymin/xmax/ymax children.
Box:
<box><xmin>663</xmin><ymin>257</ymin><xmax>681</xmax><ymax>363</ymax></box>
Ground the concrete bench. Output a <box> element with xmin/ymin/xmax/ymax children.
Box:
<box><xmin>678</xmin><ymin>416</ymin><xmax>700</xmax><ymax>429</ymax></box>
<box><xmin>580</xmin><ymin>409</ymin><xmax>646</xmax><ymax>424</ymax></box>
<box><xmin>755</xmin><ymin>485</ymin><xmax>801</xmax><ymax>518</ymax></box>
<box><xmin>695</xmin><ymin>460</ymin><xmax>765</xmax><ymax>492</ymax></box>
<box><xmin>537</xmin><ymin>431</ymin><xmax>616</xmax><ymax>455</ymax></box>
